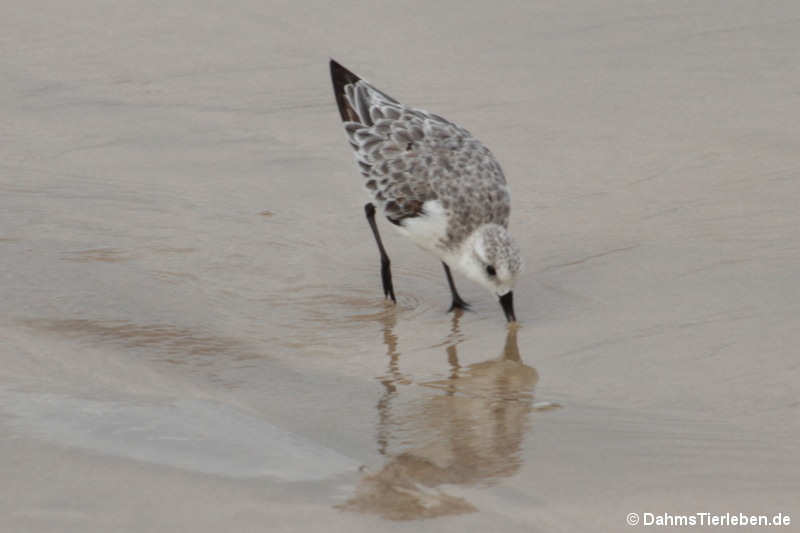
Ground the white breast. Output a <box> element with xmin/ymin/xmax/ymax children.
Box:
<box><xmin>392</xmin><ymin>199</ymin><xmax>450</xmax><ymax>257</ymax></box>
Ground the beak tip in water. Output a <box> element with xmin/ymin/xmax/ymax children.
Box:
<box><xmin>499</xmin><ymin>291</ymin><xmax>516</xmax><ymax>323</ymax></box>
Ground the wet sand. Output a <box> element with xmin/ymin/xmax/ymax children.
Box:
<box><xmin>1</xmin><ymin>1</ymin><xmax>799</xmax><ymax>531</ymax></box>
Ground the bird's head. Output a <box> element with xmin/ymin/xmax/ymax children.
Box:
<box><xmin>459</xmin><ymin>224</ymin><xmax>522</xmax><ymax>322</ymax></box>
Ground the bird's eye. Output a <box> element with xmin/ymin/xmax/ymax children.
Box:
<box><xmin>486</xmin><ymin>265</ymin><xmax>497</xmax><ymax>277</ymax></box>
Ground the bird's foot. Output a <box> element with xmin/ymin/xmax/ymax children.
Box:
<box><xmin>448</xmin><ymin>297</ymin><xmax>470</xmax><ymax>312</ymax></box>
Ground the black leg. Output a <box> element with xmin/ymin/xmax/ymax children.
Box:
<box><xmin>365</xmin><ymin>203</ymin><xmax>396</xmax><ymax>303</ymax></box>
<box><xmin>442</xmin><ymin>262</ymin><xmax>470</xmax><ymax>311</ymax></box>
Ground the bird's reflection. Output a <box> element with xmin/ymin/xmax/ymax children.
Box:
<box><xmin>339</xmin><ymin>312</ymin><xmax>557</xmax><ymax>520</ymax></box>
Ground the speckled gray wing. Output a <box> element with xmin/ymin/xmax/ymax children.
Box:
<box><xmin>330</xmin><ymin>60</ymin><xmax>510</xmax><ymax>242</ymax></box>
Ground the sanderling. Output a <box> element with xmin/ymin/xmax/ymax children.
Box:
<box><xmin>330</xmin><ymin>59</ymin><xmax>521</xmax><ymax>322</ymax></box>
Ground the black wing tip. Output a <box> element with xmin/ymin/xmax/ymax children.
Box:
<box><xmin>329</xmin><ymin>58</ymin><xmax>343</xmax><ymax>73</ymax></box>
<box><xmin>329</xmin><ymin>59</ymin><xmax>362</xmax><ymax>123</ymax></box>
<box><xmin>329</xmin><ymin>59</ymin><xmax>361</xmax><ymax>88</ymax></box>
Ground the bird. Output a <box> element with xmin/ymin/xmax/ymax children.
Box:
<box><xmin>329</xmin><ymin>59</ymin><xmax>521</xmax><ymax>322</ymax></box>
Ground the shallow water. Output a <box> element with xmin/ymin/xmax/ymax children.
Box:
<box><xmin>2</xmin><ymin>1</ymin><xmax>800</xmax><ymax>531</ymax></box>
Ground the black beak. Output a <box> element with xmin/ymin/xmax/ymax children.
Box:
<box><xmin>499</xmin><ymin>291</ymin><xmax>516</xmax><ymax>323</ymax></box>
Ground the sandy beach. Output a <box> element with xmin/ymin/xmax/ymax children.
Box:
<box><xmin>1</xmin><ymin>1</ymin><xmax>799</xmax><ymax>531</ymax></box>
